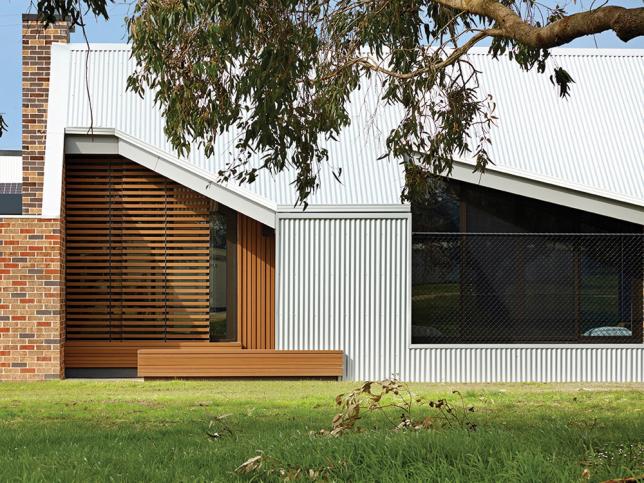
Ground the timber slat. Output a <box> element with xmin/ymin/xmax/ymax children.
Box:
<box><xmin>237</xmin><ymin>216</ymin><xmax>276</xmax><ymax>350</ymax></box>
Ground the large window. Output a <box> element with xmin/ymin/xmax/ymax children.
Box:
<box><xmin>411</xmin><ymin>179</ymin><xmax>643</xmax><ymax>344</ymax></box>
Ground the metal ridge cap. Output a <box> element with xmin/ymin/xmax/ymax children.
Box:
<box><xmin>68</xmin><ymin>43</ymin><xmax>131</xmax><ymax>51</ymax></box>
<box><xmin>276</xmin><ymin>203</ymin><xmax>410</xmax><ymax>213</ymax></box>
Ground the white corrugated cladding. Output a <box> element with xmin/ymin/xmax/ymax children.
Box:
<box><xmin>0</xmin><ymin>155</ymin><xmax>22</xmax><ymax>183</ymax></box>
<box><xmin>65</xmin><ymin>45</ymin><xmax>644</xmax><ymax>208</ymax></box>
<box><xmin>277</xmin><ymin>215</ymin><xmax>644</xmax><ymax>382</ymax></box>
<box><xmin>276</xmin><ymin>216</ymin><xmax>410</xmax><ymax>380</ymax></box>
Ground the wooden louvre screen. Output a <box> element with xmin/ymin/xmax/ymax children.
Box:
<box><xmin>65</xmin><ymin>156</ymin><xmax>212</xmax><ymax>341</ymax></box>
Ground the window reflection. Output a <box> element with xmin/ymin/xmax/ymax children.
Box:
<box><xmin>411</xmin><ymin>179</ymin><xmax>643</xmax><ymax>344</ymax></box>
<box><xmin>209</xmin><ymin>207</ymin><xmax>237</xmax><ymax>341</ymax></box>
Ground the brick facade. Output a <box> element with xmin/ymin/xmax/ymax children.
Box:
<box><xmin>22</xmin><ymin>15</ymin><xmax>69</xmax><ymax>216</ymax></box>
<box><xmin>0</xmin><ymin>218</ymin><xmax>63</xmax><ymax>380</ymax></box>
<box><xmin>0</xmin><ymin>15</ymin><xmax>70</xmax><ymax>380</ymax></box>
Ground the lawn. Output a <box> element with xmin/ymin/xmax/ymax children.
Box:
<box><xmin>0</xmin><ymin>380</ymin><xmax>642</xmax><ymax>482</ymax></box>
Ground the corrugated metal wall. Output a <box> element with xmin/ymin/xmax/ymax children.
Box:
<box><xmin>276</xmin><ymin>215</ymin><xmax>644</xmax><ymax>382</ymax></box>
<box><xmin>277</xmin><ymin>216</ymin><xmax>409</xmax><ymax>380</ymax></box>
<box><xmin>0</xmin><ymin>155</ymin><xmax>22</xmax><ymax>183</ymax></box>
<box><xmin>406</xmin><ymin>347</ymin><xmax>644</xmax><ymax>383</ymax></box>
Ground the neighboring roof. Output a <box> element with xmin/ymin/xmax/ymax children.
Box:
<box><xmin>0</xmin><ymin>153</ymin><xmax>22</xmax><ymax>184</ymax></box>
<box><xmin>60</xmin><ymin>44</ymin><xmax>643</xmax><ymax>217</ymax></box>
<box><xmin>0</xmin><ymin>183</ymin><xmax>21</xmax><ymax>195</ymax></box>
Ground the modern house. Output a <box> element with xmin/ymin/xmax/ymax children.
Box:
<box><xmin>0</xmin><ymin>16</ymin><xmax>642</xmax><ymax>382</ymax></box>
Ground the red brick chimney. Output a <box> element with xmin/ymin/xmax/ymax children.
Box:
<box><xmin>21</xmin><ymin>14</ymin><xmax>70</xmax><ymax>215</ymax></box>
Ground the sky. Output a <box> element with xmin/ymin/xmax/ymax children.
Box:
<box><xmin>0</xmin><ymin>0</ymin><xmax>642</xmax><ymax>150</ymax></box>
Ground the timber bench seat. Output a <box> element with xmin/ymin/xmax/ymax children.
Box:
<box><xmin>137</xmin><ymin>349</ymin><xmax>344</xmax><ymax>378</ymax></box>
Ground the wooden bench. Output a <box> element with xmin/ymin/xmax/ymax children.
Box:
<box><xmin>137</xmin><ymin>349</ymin><xmax>344</xmax><ymax>378</ymax></box>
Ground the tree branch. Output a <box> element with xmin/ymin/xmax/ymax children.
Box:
<box><xmin>319</xmin><ymin>29</ymin><xmax>500</xmax><ymax>82</ymax></box>
<box><xmin>434</xmin><ymin>1</ymin><xmax>644</xmax><ymax>48</ymax></box>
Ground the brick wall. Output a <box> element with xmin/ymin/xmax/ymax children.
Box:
<box><xmin>0</xmin><ymin>218</ymin><xmax>63</xmax><ymax>380</ymax></box>
<box><xmin>0</xmin><ymin>14</ymin><xmax>72</xmax><ymax>380</ymax></box>
<box><xmin>22</xmin><ymin>14</ymin><xmax>70</xmax><ymax>216</ymax></box>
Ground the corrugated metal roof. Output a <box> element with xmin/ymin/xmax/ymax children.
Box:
<box><xmin>64</xmin><ymin>45</ymin><xmax>644</xmax><ymax>208</ymax></box>
<box><xmin>0</xmin><ymin>155</ymin><xmax>22</xmax><ymax>184</ymax></box>
<box><xmin>468</xmin><ymin>49</ymin><xmax>644</xmax><ymax>207</ymax></box>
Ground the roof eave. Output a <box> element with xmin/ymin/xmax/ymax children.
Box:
<box><xmin>446</xmin><ymin>158</ymin><xmax>644</xmax><ymax>226</ymax></box>
<box><xmin>64</xmin><ymin>128</ymin><xmax>278</xmax><ymax>228</ymax></box>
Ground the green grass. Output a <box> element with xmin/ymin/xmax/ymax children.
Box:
<box><xmin>0</xmin><ymin>381</ymin><xmax>643</xmax><ymax>482</ymax></box>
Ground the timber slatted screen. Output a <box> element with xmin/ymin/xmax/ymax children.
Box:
<box><xmin>65</xmin><ymin>157</ymin><xmax>212</xmax><ymax>341</ymax></box>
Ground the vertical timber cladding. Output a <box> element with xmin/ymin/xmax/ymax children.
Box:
<box><xmin>65</xmin><ymin>156</ymin><xmax>211</xmax><ymax>343</ymax></box>
<box><xmin>237</xmin><ymin>214</ymin><xmax>276</xmax><ymax>349</ymax></box>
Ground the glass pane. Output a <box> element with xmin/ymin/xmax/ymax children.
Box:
<box><xmin>411</xmin><ymin>178</ymin><xmax>642</xmax><ymax>344</ymax></box>
<box><xmin>411</xmin><ymin>236</ymin><xmax>461</xmax><ymax>342</ymax></box>
<box><xmin>580</xmin><ymin>236</ymin><xmax>640</xmax><ymax>338</ymax></box>
<box><xmin>411</xmin><ymin>234</ymin><xmax>642</xmax><ymax>344</ymax></box>
<box><xmin>411</xmin><ymin>179</ymin><xmax>460</xmax><ymax>232</ymax></box>
<box><xmin>209</xmin><ymin>209</ymin><xmax>236</xmax><ymax>341</ymax></box>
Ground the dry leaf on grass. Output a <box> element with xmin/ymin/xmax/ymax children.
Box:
<box><xmin>235</xmin><ymin>455</ymin><xmax>263</xmax><ymax>474</ymax></box>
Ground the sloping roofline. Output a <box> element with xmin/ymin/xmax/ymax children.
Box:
<box><xmin>447</xmin><ymin>159</ymin><xmax>644</xmax><ymax>225</ymax></box>
<box><xmin>45</xmin><ymin>43</ymin><xmax>644</xmax><ymax>225</ymax></box>
<box><xmin>64</xmin><ymin>130</ymin><xmax>278</xmax><ymax>228</ymax></box>
<box><xmin>43</xmin><ymin>44</ymin><xmax>278</xmax><ymax>226</ymax></box>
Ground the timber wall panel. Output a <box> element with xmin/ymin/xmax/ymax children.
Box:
<box><xmin>65</xmin><ymin>156</ymin><xmax>212</xmax><ymax>342</ymax></box>
<box><xmin>237</xmin><ymin>214</ymin><xmax>275</xmax><ymax>349</ymax></box>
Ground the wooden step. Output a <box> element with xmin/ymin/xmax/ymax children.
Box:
<box><xmin>137</xmin><ymin>349</ymin><xmax>344</xmax><ymax>378</ymax></box>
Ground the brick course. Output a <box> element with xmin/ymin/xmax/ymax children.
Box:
<box><xmin>22</xmin><ymin>15</ymin><xmax>69</xmax><ymax>216</ymax></box>
<box><xmin>0</xmin><ymin>218</ymin><xmax>63</xmax><ymax>380</ymax></box>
